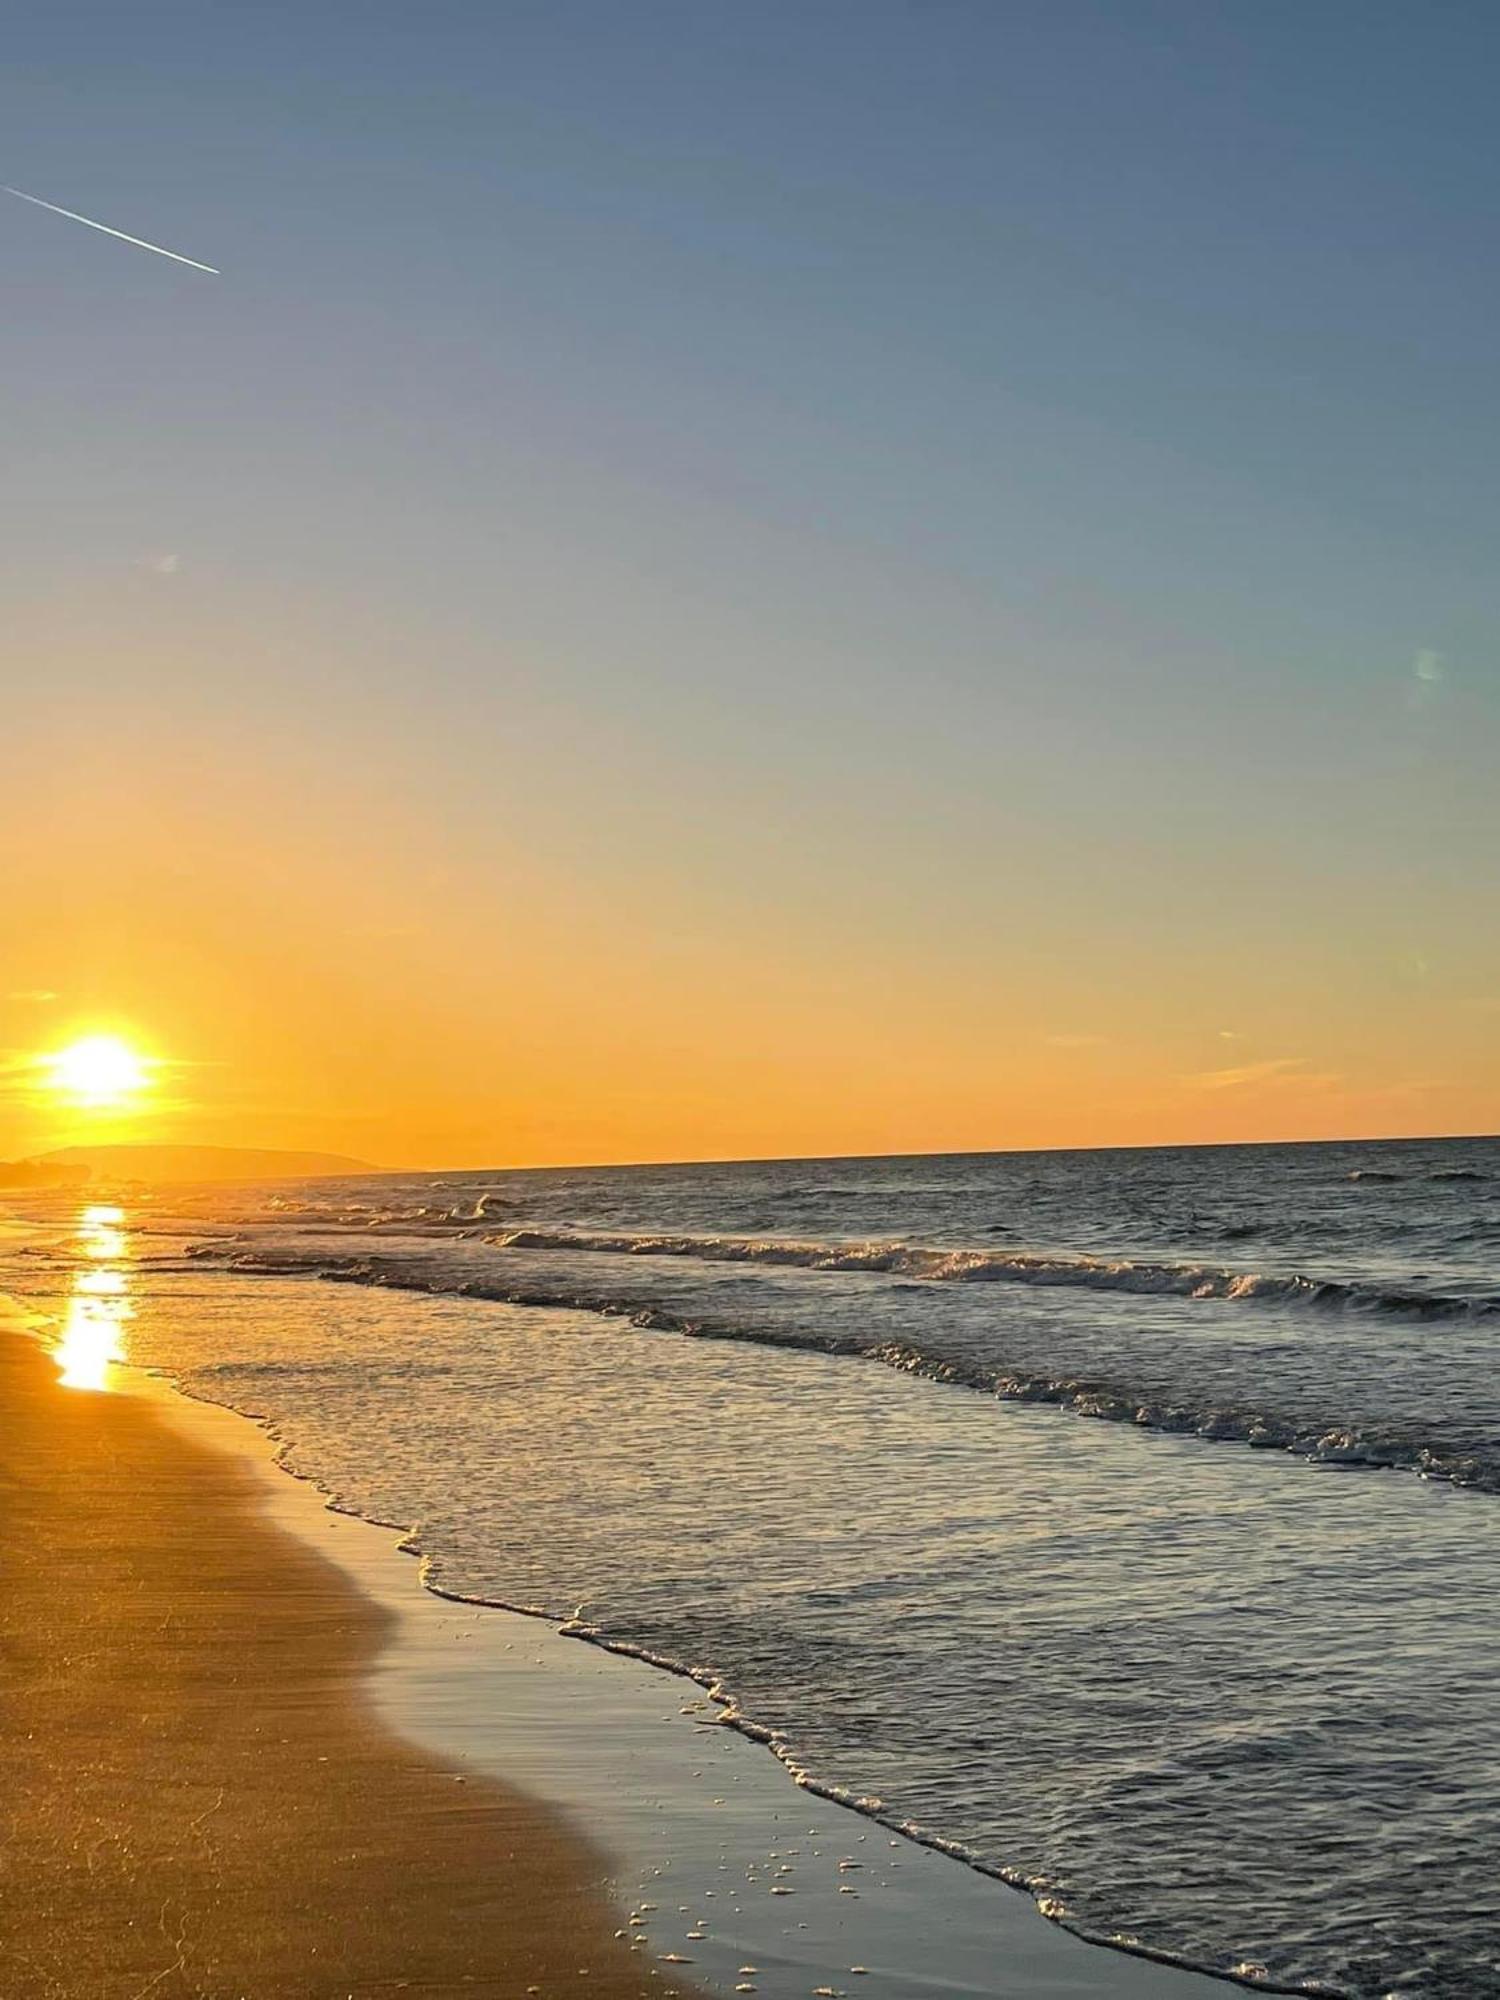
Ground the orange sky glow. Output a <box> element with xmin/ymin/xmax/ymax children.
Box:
<box><xmin>3</xmin><ymin>668</ymin><xmax>1493</xmax><ymax>1167</ymax></box>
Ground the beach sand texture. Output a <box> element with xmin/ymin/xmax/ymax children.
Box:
<box><xmin>0</xmin><ymin>1332</ymin><xmax>688</xmax><ymax>1999</ymax></box>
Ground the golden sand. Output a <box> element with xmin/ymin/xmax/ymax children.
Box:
<box><xmin>0</xmin><ymin>1332</ymin><xmax>691</xmax><ymax>1998</ymax></box>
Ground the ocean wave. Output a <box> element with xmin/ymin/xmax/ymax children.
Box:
<box><xmin>184</xmin><ymin>1237</ymin><xmax>1500</xmax><ymax>1495</ymax></box>
<box><xmin>256</xmin><ymin>1192</ymin><xmax>519</xmax><ymax>1230</ymax></box>
<box><xmin>482</xmin><ymin>1225</ymin><xmax>1499</xmax><ymax>1321</ymax></box>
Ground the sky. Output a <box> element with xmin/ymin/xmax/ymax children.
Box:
<box><xmin>3</xmin><ymin>0</ymin><xmax>1498</xmax><ymax>1166</ymax></box>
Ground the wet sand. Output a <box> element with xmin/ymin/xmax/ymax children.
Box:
<box><xmin>0</xmin><ymin>1331</ymin><xmax>687</xmax><ymax>1999</ymax></box>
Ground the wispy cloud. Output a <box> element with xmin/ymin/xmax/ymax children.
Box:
<box><xmin>1045</xmin><ymin>1032</ymin><xmax>1107</xmax><ymax>1049</ymax></box>
<box><xmin>1363</xmin><ymin>1077</ymin><xmax>1456</xmax><ymax>1103</ymax></box>
<box><xmin>7</xmin><ymin>989</ymin><xmax>57</xmax><ymax>1003</ymax></box>
<box><xmin>1182</xmin><ymin>1056</ymin><xmax>1340</xmax><ymax>1093</ymax></box>
<box><xmin>0</xmin><ymin>1050</ymin><xmax>46</xmax><ymax>1095</ymax></box>
<box><xmin>1406</xmin><ymin>646</ymin><xmax>1448</xmax><ymax>711</ymax></box>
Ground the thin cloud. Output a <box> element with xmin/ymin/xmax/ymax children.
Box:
<box><xmin>0</xmin><ymin>1050</ymin><xmax>47</xmax><ymax>1096</ymax></box>
<box><xmin>1364</xmin><ymin>1078</ymin><xmax>1456</xmax><ymax>1102</ymax></box>
<box><xmin>1183</xmin><ymin>1056</ymin><xmax>1332</xmax><ymax>1092</ymax></box>
<box><xmin>1045</xmin><ymin>1033</ymin><xmax>1107</xmax><ymax>1049</ymax></box>
<box><xmin>7</xmin><ymin>989</ymin><xmax>57</xmax><ymax>1003</ymax></box>
<box><xmin>1406</xmin><ymin>647</ymin><xmax>1447</xmax><ymax>712</ymax></box>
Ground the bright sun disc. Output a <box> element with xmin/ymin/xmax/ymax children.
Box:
<box><xmin>43</xmin><ymin>1035</ymin><xmax>152</xmax><ymax>1107</ymax></box>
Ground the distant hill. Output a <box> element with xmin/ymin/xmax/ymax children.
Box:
<box><xmin>34</xmin><ymin>1145</ymin><xmax>375</xmax><ymax>1185</ymax></box>
<box><xmin>0</xmin><ymin>1158</ymin><xmax>90</xmax><ymax>1189</ymax></box>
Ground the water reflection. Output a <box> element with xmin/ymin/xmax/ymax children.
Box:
<box><xmin>53</xmin><ymin>1204</ymin><xmax>133</xmax><ymax>1390</ymax></box>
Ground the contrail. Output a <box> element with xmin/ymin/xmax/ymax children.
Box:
<box><xmin>3</xmin><ymin>184</ymin><xmax>219</xmax><ymax>274</ymax></box>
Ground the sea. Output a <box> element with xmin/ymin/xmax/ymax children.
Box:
<box><xmin>4</xmin><ymin>1135</ymin><xmax>1499</xmax><ymax>1998</ymax></box>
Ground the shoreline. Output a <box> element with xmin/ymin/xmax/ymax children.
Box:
<box><xmin>0</xmin><ymin>1329</ymin><xmax>692</xmax><ymax>2000</ymax></box>
<box><xmin>107</xmin><ymin>1337</ymin><xmax>1243</xmax><ymax>1999</ymax></box>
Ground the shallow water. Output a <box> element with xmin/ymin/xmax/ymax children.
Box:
<box><xmin>5</xmin><ymin>1136</ymin><xmax>1500</xmax><ymax>1995</ymax></box>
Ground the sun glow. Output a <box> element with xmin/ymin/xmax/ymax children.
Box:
<box><xmin>41</xmin><ymin>1034</ymin><xmax>153</xmax><ymax>1108</ymax></box>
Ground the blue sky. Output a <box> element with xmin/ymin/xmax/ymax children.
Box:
<box><xmin>3</xmin><ymin>2</ymin><xmax>1497</xmax><ymax>1159</ymax></box>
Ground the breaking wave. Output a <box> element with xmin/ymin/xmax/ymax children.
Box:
<box><xmin>184</xmin><ymin>1235</ymin><xmax>1500</xmax><ymax>1494</ymax></box>
<box><xmin>255</xmin><ymin>1191</ymin><xmax>520</xmax><ymax>1230</ymax></box>
<box><xmin>481</xmin><ymin>1225</ymin><xmax>1499</xmax><ymax>1322</ymax></box>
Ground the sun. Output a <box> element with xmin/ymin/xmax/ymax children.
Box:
<box><xmin>42</xmin><ymin>1035</ymin><xmax>153</xmax><ymax>1109</ymax></box>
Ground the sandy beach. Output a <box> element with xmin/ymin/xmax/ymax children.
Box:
<box><xmin>0</xmin><ymin>1330</ymin><xmax>688</xmax><ymax>2000</ymax></box>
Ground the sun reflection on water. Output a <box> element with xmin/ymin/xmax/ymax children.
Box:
<box><xmin>53</xmin><ymin>1204</ymin><xmax>134</xmax><ymax>1390</ymax></box>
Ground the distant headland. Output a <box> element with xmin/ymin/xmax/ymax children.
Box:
<box><xmin>1</xmin><ymin>1145</ymin><xmax>374</xmax><ymax>1187</ymax></box>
